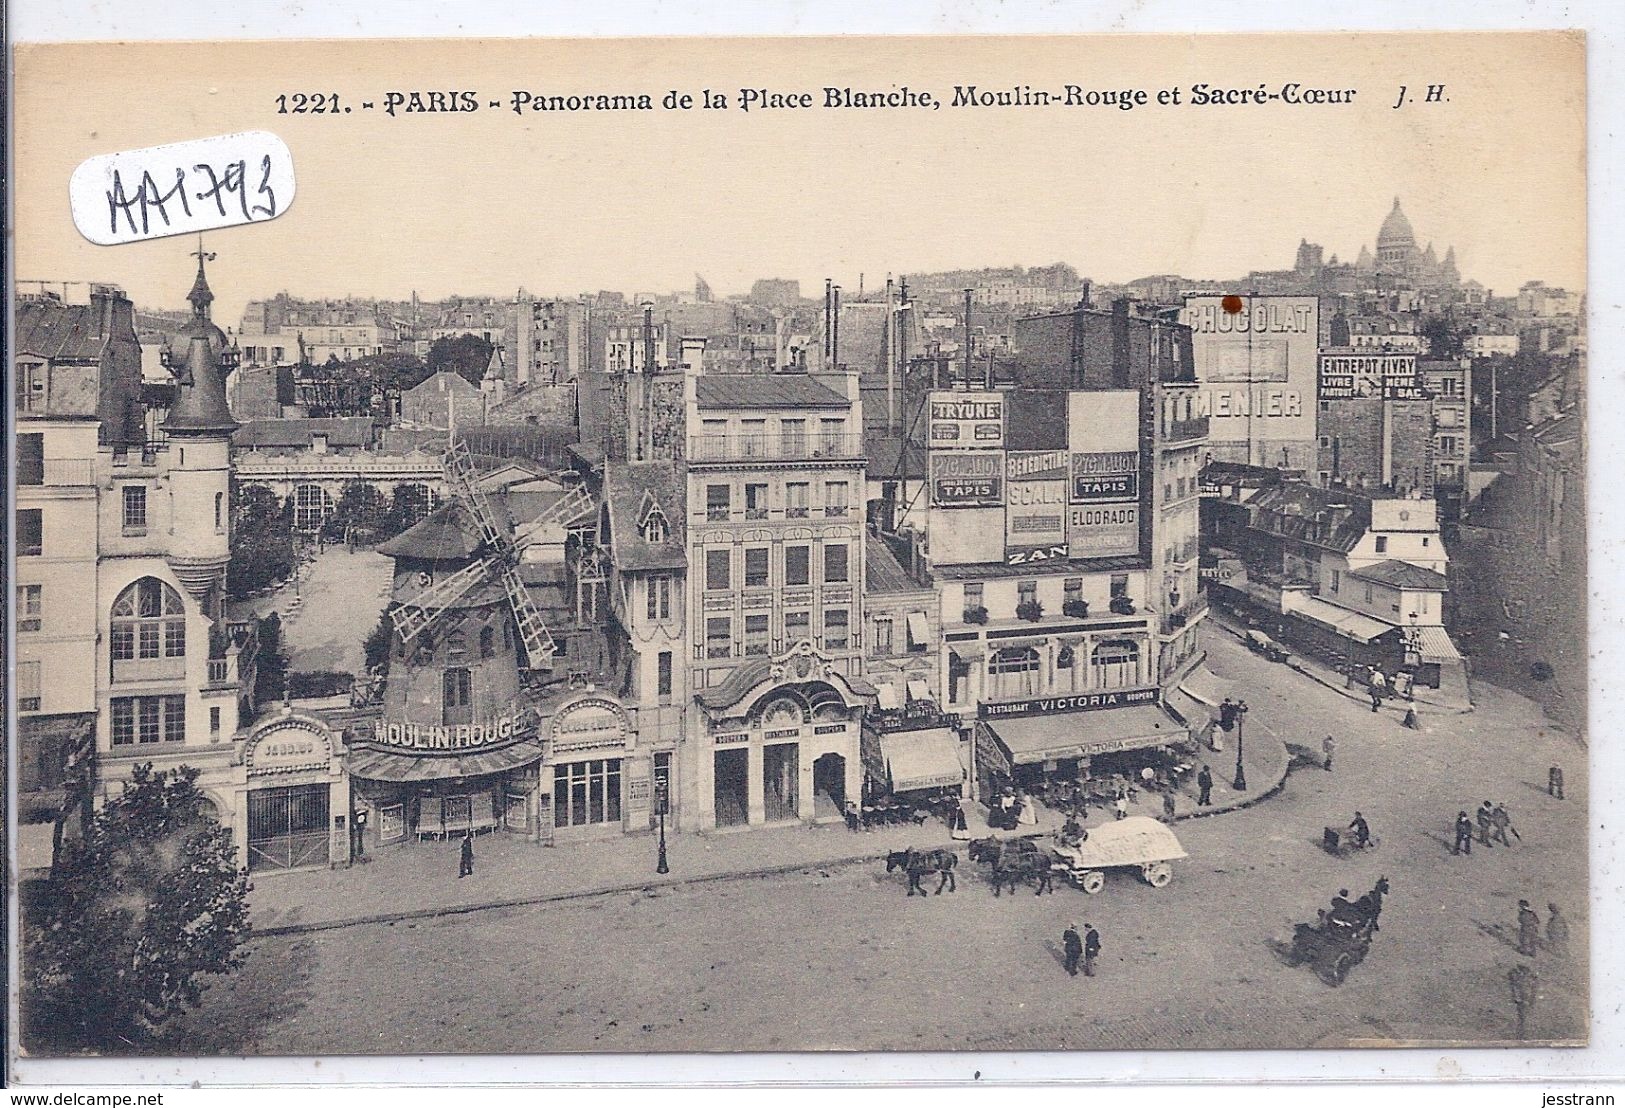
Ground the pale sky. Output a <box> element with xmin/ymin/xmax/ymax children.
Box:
<box><xmin>15</xmin><ymin>33</ymin><xmax>1585</xmax><ymax>327</ymax></box>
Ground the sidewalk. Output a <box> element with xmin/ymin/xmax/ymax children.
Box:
<box><xmin>248</xmin><ymin>722</ymin><xmax>1291</xmax><ymax>936</ymax></box>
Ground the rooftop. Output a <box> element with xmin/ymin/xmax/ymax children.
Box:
<box><xmin>1350</xmin><ymin>560</ymin><xmax>1449</xmax><ymax>591</ymax></box>
<box><xmin>694</xmin><ymin>374</ymin><xmax>847</xmax><ymax>411</ymax></box>
<box><xmin>603</xmin><ymin>461</ymin><xmax>688</xmax><ymax>572</ymax></box>
<box><xmin>865</xmin><ymin>535</ymin><xmax>932</xmax><ymax>595</ymax></box>
<box><xmin>233</xmin><ymin>417</ymin><xmax>378</xmax><ymax>450</ymax></box>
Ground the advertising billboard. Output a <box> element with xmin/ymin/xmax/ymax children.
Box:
<box><xmin>1318</xmin><ymin>351</ymin><xmax>1425</xmax><ymax>400</ymax></box>
<box><xmin>1070</xmin><ymin>450</ymin><xmax>1139</xmax><ymax>501</ymax></box>
<box><xmin>1065</xmin><ymin>502</ymin><xmax>1139</xmax><ymax>557</ymax></box>
<box><xmin>1179</xmin><ymin>295</ymin><xmax>1320</xmax><ymax>464</ymax></box>
<box><xmin>1004</xmin><ymin>450</ymin><xmax>1068</xmax><ymax>564</ymax></box>
<box><xmin>929</xmin><ymin>450</ymin><xmax>1004</xmax><ymax>508</ymax></box>
<box><xmin>1063</xmin><ymin>391</ymin><xmax>1143</xmax><ymax>559</ymax></box>
<box><xmin>928</xmin><ymin>391</ymin><xmax>1005</xmax><ymax>449</ymax></box>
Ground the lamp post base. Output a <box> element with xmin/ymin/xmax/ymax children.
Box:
<box><xmin>1233</xmin><ymin>767</ymin><xmax>1247</xmax><ymax>792</ymax></box>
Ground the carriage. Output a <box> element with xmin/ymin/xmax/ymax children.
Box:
<box><xmin>1287</xmin><ymin>913</ymin><xmax>1374</xmax><ymax>986</ymax></box>
<box><xmin>1048</xmin><ymin>816</ymin><xmax>1188</xmax><ymax>894</ymax></box>
<box><xmin>1243</xmin><ymin>628</ymin><xmax>1291</xmax><ymax>663</ymax></box>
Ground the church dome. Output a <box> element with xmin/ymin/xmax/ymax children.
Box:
<box><xmin>1377</xmin><ymin>198</ymin><xmax>1416</xmax><ymax>249</ymax></box>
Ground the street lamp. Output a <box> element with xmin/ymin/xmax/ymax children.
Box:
<box><xmin>655</xmin><ymin>781</ymin><xmax>670</xmax><ymax>875</ymax></box>
<box><xmin>1232</xmin><ymin>699</ymin><xmax>1250</xmax><ymax>792</ymax></box>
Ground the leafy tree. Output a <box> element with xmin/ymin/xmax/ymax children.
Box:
<box><xmin>1421</xmin><ymin>315</ymin><xmax>1466</xmax><ymax>359</ymax></box>
<box><xmin>24</xmin><ymin>763</ymin><xmax>251</xmax><ymax>1052</ymax></box>
<box><xmin>228</xmin><ymin>485</ymin><xmax>295</xmax><ymax>599</ymax></box>
<box><xmin>322</xmin><ymin>480</ymin><xmax>389</xmax><ymax>541</ymax></box>
<box><xmin>363</xmin><ymin>606</ymin><xmax>395</xmax><ymax>678</ymax></box>
<box><xmin>254</xmin><ymin>612</ymin><xmax>288</xmax><ymax>704</ymax></box>
<box><xmin>380</xmin><ymin>483</ymin><xmax>435</xmax><ymax>538</ymax></box>
<box><xmin>427</xmin><ymin>333</ymin><xmax>495</xmax><ymax>386</ymax></box>
<box><xmin>337</xmin><ymin>350</ymin><xmax>431</xmax><ymax>393</ymax></box>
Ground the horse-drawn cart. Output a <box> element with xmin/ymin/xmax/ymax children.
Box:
<box><xmin>1049</xmin><ymin>816</ymin><xmax>1188</xmax><ymax>894</ymax></box>
<box><xmin>1287</xmin><ymin>915</ymin><xmax>1373</xmax><ymax>986</ymax></box>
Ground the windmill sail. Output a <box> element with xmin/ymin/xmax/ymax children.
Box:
<box><xmin>390</xmin><ymin>555</ymin><xmax>497</xmax><ymax>643</ymax></box>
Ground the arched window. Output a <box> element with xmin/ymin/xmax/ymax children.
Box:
<box><xmin>641</xmin><ymin>507</ymin><xmax>668</xmax><ymax>544</ymax></box>
<box><xmin>293</xmin><ymin>483</ymin><xmax>331</xmax><ymax>532</ymax></box>
<box><xmin>989</xmin><ymin>645</ymin><xmax>1041</xmax><ymax>699</ymax></box>
<box><xmin>1091</xmin><ymin>639</ymin><xmax>1141</xmax><ymax>689</ymax></box>
<box><xmin>111</xmin><ymin>578</ymin><xmax>186</xmax><ymax>661</ymax></box>
<box><xmin>445</xmin><ymin>629</ymin><xmax>467</xmax><ymax>658</ymax></box>
<box><xmin>214</xmin><ymin>492</ymin><xmax>224</xmax><ymax>533</ymax></box>
<box><xmin>480</xmin><ymin>626</ymin><xmax>495</xmax><ymax>659</ymax></box>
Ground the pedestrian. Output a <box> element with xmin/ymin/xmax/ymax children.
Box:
<box><xmin>1547</xmin><ymin>766</ymin><xmax>1565</xmax><ymax>799</ymax></box>
<box><xmin>1403</xmin><ymin>707</ymin><xmax>1418</xmax><ymax>730</ymax></box>
<box><xmin>1370</xmin><ymin>691</ymin><xmax>1382</xmax><ymax>713</ymax></box>
<box><xmin>1162</xmin><ymin>789</ymin><xmax>1177</xmax><ymax>823</ymax></box>
<box><xmin>1490</xmin><ymin>802</ymin><xmax>1519</xmax><ymax>847</ymax></box>
<box><xmin>458</xmin><ymin>829</ymin><xmax>475</xmax><ymax>878</ymax></box>
<box><xmin>1347</xmin><ymin>810</ymin><xmax>1371</xmax><ymax>849</ymax></box>
<box><xmin>1477</xmin><ymin>800</ymin><xmax>1495</xmax><ymax>848</ymax></box>
<box><xmin>1517</xmin><ymin>899</ymin><xmax>1541</xmax><ymax>956</ymax></box>
<box><xmin>1083</xmin><ymin>924</ymin><xmax>1102</xmax><ymax>977</ymax></box>
<box><xmin>1546</xmin><ymin>903</ymin><xmax>1570</xmax><ymax>958</ymax></box>
<box><xmin>1114</xmin><ymin>789</ymin><xmax>1129</xmax><ymax>821</ymax></box>
<box><xmin>844</xmin><ymin>800</ymin><xmax>861</xmax><ymax>833</ymax></box>
<box><xmin>1508</xmin><ymin>963</ymin><xmax>1538</xmax><ymax>1039</ymax></box>
<box><xmin>1197</xmin><ymin>764</ymin><xmax>1213</xmax><ymax>806</ymax></box>
<box><xmin>1453</xmin><ymin>810</ymin><xmax>1473</xmax><ymax>855</ymax></box>
<box><xmin>1322</xmin><ymin>734</ymin><xmax>1336</xmax><ymax>772</ymax></box>
<box><xmin>1062</xmin><ymin>923</ymin><xmax>1083</xmax><ymax>977</ymax></box>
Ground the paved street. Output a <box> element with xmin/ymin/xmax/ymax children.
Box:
<box><xmin>165</xmin><ymin>630</ymin><xmax>1587</xmax><ymax>1054</ymax></box>
<box><xmin>234</xmin><ymin>547</ymin><xmax>394</xmax><ymax>675</ymax></box>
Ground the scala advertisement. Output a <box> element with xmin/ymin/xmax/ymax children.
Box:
<box><xmin>1004</xmin><ymin>450</ymin><xmax>1068</xmax><ymax>563</ymax></box>
<box><xmin>928</xmin><ymin>390</ymin><xmax>1005</xmax><ymax>449</ymax></box>
<box><xmin>930</xmin><ymin>450</ymin><xmax>1004</xmax><ymax>508</ymax></box>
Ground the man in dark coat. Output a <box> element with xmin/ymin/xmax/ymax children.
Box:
<box><xmin>1517</xmin><ymin>899</ymin><xmax>1541</xmax><ymax>956</ymax></box>
<box><xmin>1548</xmin><ymin>765</ymin><xmax>1565</xmax><ymax>799</ymax></box>
<box><xmin>459</xmin><ymin>830</ymin><xmax>475</xmax><ymax>878</ymax></box>
<box><xmin>1453</xmin><ymin>810</ymin><xmax>1473</xmax><ymax>855</ymax></box>
<box><xmin>1477</xmin><ymin>801</ymin><xmax>1496</xmax><ymax>848</ymax></box>
<box><xmin>1491</xmin><ymin>803</ymin><xmax>1520</xmax><ymax>847</ymax></box>
<box><xmin>1348</xmin><ymin>811</ymin><xmax>1371</xmax><ymax>849</ymax></box>
<box><xmin>1197</xmin><ymin>765</ymin><xmax>1213</xmax><ymax>807</ymax></box>
<box><xmin>1509</xmin><ymin>963</ymin><xmax>1537</xmax><ymax>1039</ymax></box>
<box><xmin>1162</xmin><ymin>789</ymin><xmax>1177</xmax><ymax>823</ymax></box>
<box><xmin>1083</xmin><ymin>924</ymin><xmax>1102</xmax><ymax>977</ymax></box>
<box><xmin>1322</xmin><ymin>735</ymin><xmax>1336</xmax><ymax>772</ymax></box>
<box><xmin>1062</xmin><ymin>924</ymin><xmax>1083</xmax><ymax>977</ymax></box>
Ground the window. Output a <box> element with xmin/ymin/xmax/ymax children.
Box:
<box><xmin>741</xmin><ymin>419</ymin><xmax>767</xmax><ymax>456</ymax></box>
<box><xmin>442</xmin><ymin>667</ymin><xmax>472</xmax><ymax>722</ymax></box>
<box><xmin>818</xmin><ymin>419</ymin><xmax>845</xmax><ymax>455</ymax></box>
<box><xmin>1091</xmin><ymin>640</ymin><xmax>1140</xmax><ymax>689</ymax></box>
<box><xmin>706</xmin><ymin>617</ymin><xmax>732</xmax><ymax>658</ymax></box>
<box><xmin>214</xmin><ymin>492</ymin><xmax>225</xmax><ymax>533</ymax></box>
<box><xmin>110</xmin><ymin>695</ymin><xmax>186</xmax><ymax>746</ymax></box>
<box><xmin>745</xmin><ymin>547</ymin><xmax>770</xmax><ymax>588</ymax></box>
<box><xmin>1018</xmin><ymin>579</ymin><xmax>1038</xmax><ymax>607</ymax></box>
<box><xmin>1422</xmin><ymin>537</ymin><xmax>1431</xmax><ymax>548</ymax></box>
<box><xmin>1064</xmin><ymin>577</ymin><xmax>1083</xmax><ymax>604</ymax></box>
<box><xmin>122</xmin><ymin>485</ymin><xmax>148</xmax><ymax>534</ymax></box>
<box><xmin>785</xmin><ymin>482</ymin><xmax>810</xmax><ymax>518</ymax></box>
<box><xmin>647</xmin><ymin>575</ymin><xmax>672</xmax><ymax>620</ymax></box>
<box><xmin>705</xmin><ymin>549</ymin><xmax>731</xmax><ymax>591</ymax></box>
<box><xmin>18</xmin><ymin>585</ymin><xmax>42</xmax><ymax>632</ymax></box>
<box><xmin>990</xmin><ymin>646</ymin><xmax>1042</xmax><ymax>698</ymax></box>
<box><xmin>17</xmin><ymin>361</ymin><xmax>48</xmax><ymax>413</ymax></box>
<box><xmin>446</xmin><ymin>629</ymin><xmax>467</xmax><ymax>658</ymax></box>
<box><xmin>210</xmin><ymin>706</ymin><xmax>222</xmax><ymax>736</ymax></box>
<box><xmin>785</xmin><ymin>610</ymin><xmax>810</xmax><ymax>644</ymax></box>
<box><xmin>824</xmin><ymin>480</ymin><xmax>849</xmax><ymax>516</ymax></box>
<box><xmin>823</xmin><ymin>543</ymin><xmax>849</xmax><ymax>584</ymax></box>
<box><xmin>872</xmin><ymin>616</ymin><xmax>894</xmax><ymax>656</ymax></box>
<box><xmin>785</xmin><ymin>544</ymin><xmax>811</xmax><ymax>586</ymax></box>
<box><xmin>1330</xmin><ymin>569</ymin><xmax>1341</xmax><ymax>594</ymax></box>
<box><xmin>964</xmin><ymin>582</ymin><xmax>985</xmax><ymax>615</ymax></box>
<box><xmin>294</xmin><ymin>483</ymin><xmax>330</xmax><ymax>532</ymax></box>
<box><xmin>745</xmin><ymin>483</ymin><xmax>769</xmax><ymax>519</ymax></box>
<box><xmin>18</xmin><ymin>660</ymin><xmax>41</xmax><ymax>712</ymax></box>
<box><xmin>657</xmin><ymin>651</ymin><xmax>673</xmax><ymax>697</ymax></box>
<box><xmin>1110</xmin><ymin>574</ymin><xmax>1129</xmax><ymax>599</ymax></box>
<box><xmin>823</xmin><ymin>608</ymin><xmax>850</xmax><ymax>650</ymax></box>
<box><xmin>480</xmin><ymin>626</ymin><xmax>496</xmax><ymax>658</ymax></box>
<box><xmin>1375</xmin><ymin>536</ymin><xmax>1388</xmax><ymax>554</ymax></box>
<box><xmin>18</xmin><ymin>433</ymin><xmax>43</xmax><ymax>485</ymax></box>
<box><xmin>1438</xmin><ymin>435</ymin><xmax>1460</xmax><ymax>455</ymax></box>
<box><xmin>641</xmin><ymin>508</ymin><xmax>668</xmax><ymax>544</ymax></box>
<box><xmin>706</xmin><ymin>484</ymin><xmax>731</xmax><ymax>521</ymax></box>
<box><xmin>553</xmin><ymin>759</ymin><xmax>623</xmax><ymax>828</ymax></box>
<box><xmin>1441</xmin><ymin>376</ymin><xmax>1460</xmax><ymax>396</ymax></box>
<box><xmin>111</xmin><ymin>578</ymin><xmax>185</xmax><ymax>661</ymax></box>
<box><xmin>1319</xmin><ymin>436</ymin><xmax>1332</xmax><ymax>449</ymax></box>
<box><xmin>744</xmin><ymin>614</ymin><xmax>770</xmax><ymax>655</ymax></box>
<box><xmin>781</xmin><ymin>419</ymin><xmax>807</xmax><ymax>456</ymax></box>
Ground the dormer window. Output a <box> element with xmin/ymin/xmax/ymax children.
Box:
<box><xmin>641</xmin><ymin>507</ymin><xmax>669</xmax><ymax>544</ymax></box>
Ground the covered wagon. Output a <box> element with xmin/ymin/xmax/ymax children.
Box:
<box><xmin>1050</xmin><ymin>815</ymin><xmax>1188</xmax><ymax>894</ymax></box>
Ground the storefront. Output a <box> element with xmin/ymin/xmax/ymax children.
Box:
<box><xmin>542</xmin><ymin>694</ymin><xmax>653</xmax><ymax>841</ymax></box>
<box><xmin>344</xmin><ymin>702</ymin><xmax>546</xmax><ymax>848</ymax></box>
<box><xmin>975</xmin><ymin>687</ymin><xmax>1190</xmax><ymax>796</ymax></box>
<box><xmin>859</xmin><ymin>700</ymin><xmax>968</xmax><ymax>804</ymax></box>
<box><xmin>689</xmin><ymin>642</ymin><xmax>872</xmax><ymax>830</ymax></box>
<box><xmin>233</xmin><ymin>710</ymin><xmax>351</xmax><ymax>873</ymax></box>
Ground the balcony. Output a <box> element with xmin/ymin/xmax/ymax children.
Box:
<box><xmin>823</xmin><ymin>505</ymin><xmax>850</xmax><ymax>518</ymax></box>
<box><xmin>205</xmin><ymin>620</ymin><xmax>259</xmax><ymax>693</ymax></box>
<box><xmin>688</xmin><ymin>433</ymin><xmax>866</xmax><ymax>464</ymax></box>
<box><xmin>1164</xmin><ymin>416</ymin><xmax>1210</xmax><ymax>446</ymax></box>
<box><xmin>29</xmin><ymin>458</ymin><xmax>95</xmax><ymax>487</ymax></box>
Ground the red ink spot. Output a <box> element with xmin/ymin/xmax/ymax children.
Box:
<box><xmin>1221</xmin><ymin>295</ymin><xmax>1244</xmax><ymax>314</ymax></box>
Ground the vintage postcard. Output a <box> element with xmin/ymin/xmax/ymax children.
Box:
<box><xmin>9</xmin><ymin>31</ymin><xmax>1587</xmax><ymax>1062</ymax></box>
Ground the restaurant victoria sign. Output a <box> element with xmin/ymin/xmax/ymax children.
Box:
<box><xmin>978</xmin><ymin>686</ymin><xmax>1158</xmax><ymax>720</ymax></box>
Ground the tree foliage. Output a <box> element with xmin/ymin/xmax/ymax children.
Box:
<box><xmin>336</xmin><ymin>350</ymin><xmax>432</xmax><ymax>393</ymax></box>
<box><xmin>228</xmin><ymin>482</ymin><xmax>295</xmax><ymax>599</ymax></box>
<box><xmin>254</xmin><ymin>612</ymin><xmax>289</xmax><ymax>704</ymax></box>
<box><xmin>427</xmin><ymin>332</ymin><xmax>495</xmax><ymax>386</ymax></box>
<box><xmin>1421</xmin><ymin>315</ymin><xmax>1466</xmax><ymax>359</ymax></box>
<box><xmin>24</xmin><ymin>763</ymin><xmax>251</xmax><ymax>1052</ymax></box>
<box><xmin>363</xmin><ymin>607</ymin><xmax>395</xmax><ymax>678</ymax></box>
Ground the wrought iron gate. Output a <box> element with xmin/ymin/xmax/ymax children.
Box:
<box><xmin>247</xmin><ymin>783</ymin><xmax>331</xmax><ymax>871</ymax></box>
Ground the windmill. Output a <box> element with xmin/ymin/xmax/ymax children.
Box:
<box><xmin>386</xmin><ymin>437</ymin><xmax>581</xmax><ymax>669</ymax></box>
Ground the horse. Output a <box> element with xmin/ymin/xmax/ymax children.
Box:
<box><xmin>1354</xmin><ymin>876</ymin><xmax>1390</xmax><ymax>931</ymax></box>
<box><xmin>885</xmin><ymin>847</ymin><xmax>958</xmax><ymax>896</ymax></box>
<box><xmin>968</xmin><ymin>835</ymin><xmax>1042</xmax><ymax>868</ymax></box>
<box><xmin>990</xmin><ymin>850</ymin><xmax>1055</xmax><ymax>898</ymax></box>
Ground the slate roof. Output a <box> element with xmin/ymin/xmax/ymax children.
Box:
<box><xmin>15</xmin><ymin>300</ymin><xmax>110</xmax><ymax>361</ymax></box>
<box><xmin>694</xmin><ymin>374</ymin><xmax>847</xmax><ymax>410</ymax></box>
<box><xmin>377</xmin><ymin>502</ymin><xmax>488</xmax><ymax>561</ymax></box>
<box><xmin>233</xmin><ymin>417</ymin><xmax>378</xmax><ymax>449</ymax></box>
<box><xmin>603</xmin><ymin>461</ymin><xmax>687</xmax><ymax>571</ymax></box>
<box><xmin>1246</xmin><ymin>483</ymin><xmax>1373</xmax><ymax>554</ymax></box>
<box><xmin>865</xmin><ymin>536</ymin><xmax>932</xmax><ymax>595</ymax></box>
<box><xmin>1351</xmin><ymin>560</ymin><xmax>1449</xmax><ymax>591</ymax></box>
<box><xmin>864</xmin><ymin>434</ymin><xmax>927</xmax><ymax>480</ymax></box>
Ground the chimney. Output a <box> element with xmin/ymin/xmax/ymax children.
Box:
<box><xmin>1111</xmin><ymin>298</ymin><xmax>1131</xmax><ymax>387</ymax></box>
<box><xmin>832</xmin><ymin>285</ymin><xmax>841</xmax><ymax>369</ymax></box>
<box><xmin>681</xmin><ymin>335</ymin><xmax>707</xmax><ymax>377</ymax></box>
<box><xmin>963</xmin><ymin>288</ymin><xmax>974</xmax><ymax>388</ymax></box>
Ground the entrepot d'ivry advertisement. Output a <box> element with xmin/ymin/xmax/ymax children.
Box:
<box><xmin>9</xmin><ymin>32</ymin><xmax>1586</xmax><ymax>1057</ymax></box>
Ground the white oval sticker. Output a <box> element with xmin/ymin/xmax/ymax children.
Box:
<box><xmin>69</xmin><ymin>131</ymin><xmax>296</xmax><ymax>246</ymax></box>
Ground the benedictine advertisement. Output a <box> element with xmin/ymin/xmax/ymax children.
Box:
<box><xmin>1004</xmin><ymin>450</ymin><xmax>1069</xmax><ymax>562</ymax></box>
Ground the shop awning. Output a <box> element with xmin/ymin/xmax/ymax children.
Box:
<box><xmin>906</xmin><ymin>611</ymin><xmax>930</xmax><ymax>647</ymax></box>
<box><xmin>1162</xmin><ymin>685</ymin><xmax>1211</xmax><ymax>730</ymax></box>
<box><xmin>1412</xmin><ymin>625</ymin><xmax>1463</xmax><ymax>662</ymax></box>
<box><xmin>1177</xmin><ymin>665</ymin><xmax>1226</xmax><ymax>709</ymax></box>
<box><xmin>874</xmin><ymin>682</ymin><xmax>902</xmax><ymax>710</ymax></box>
<box><xmin>988</xmin><ymin>705</ymin><xmax>1187</xmax><ymax>766</ymax></box>
<box><xmin>907</xmin><ymin>679</ymin><xmax>932</xmax><ymax>703</ymax></box>
<box><xmin>947</xmin><ymin>641</ymin><xmax>985</xmax><ymax>661</ymax></box>
<box><xmin>1292</xmin><ymin>597</ymin><xmax>1393</xmax><ymax>643</ymax></box>
<box><xmin>879</xmin><ymin>728</ymin><xmax>964</xmax><ymax>792</ymax></box>
<box><xmin>345</xmin><ymin>739</ymin><xmax>546</xmax><ymax>783</ymax></box>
